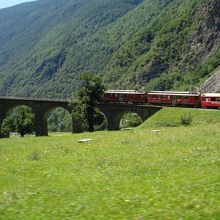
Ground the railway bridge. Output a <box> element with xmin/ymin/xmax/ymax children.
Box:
<box><xmin>0</xmin><ymin>97</ymin><xmax>162</xmax><ymax>138</ymax></box>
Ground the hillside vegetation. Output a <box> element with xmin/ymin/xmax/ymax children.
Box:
<box><xmin>0</xmin><ymin>0</ymin><xmax>219</xmax><ymax>97</ymax></box>
<box><xmin>0</xmin><ymin>108</ymin><xmax>219</xmax><ymax>219</ymax></box>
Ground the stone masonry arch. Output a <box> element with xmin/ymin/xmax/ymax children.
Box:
<box><xmin>95</xmin><ymin>103</ymin><xmax>162</xmax><ymax>130</ymax></box>
<box><xmin>0</xmin><ymin>97</ymin><xmax>71</xmax><ymax>137</ymax></box>
<box><xmin>43</xmin><ymin>106</ymin><xmax>73</xmax><ymax>134</ymax></box>
<box><xmin>0</xmin><ymin>97</ymin><xmax>162</xmax><ymax>138</ymax></box>
<box><xmin>32</xmin><ymin>104</ymin><xmax>72</xmax><ymax>136</ymax></box>
<box><xmin>115</xmin><ymin>110</ymin><xmax>143</xmax><ymax>129</ymax></box>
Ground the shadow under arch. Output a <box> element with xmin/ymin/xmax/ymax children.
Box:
<box><xmin>116</xmin><ymin>111</ymin><xmax>143</xmax><ymax>130</ymax></box>
<box><xmin>119</xmin><ymin>111</ymin><xmax>143</xmax><ymax>129</ymax></box>
<box><xmin>44</xmin><ymin>106</ymin><xmax>73</xmax><ymax>134</ymax></box>
<box><xmin>93</xmin><ymin>107</ymin><xmax>108</xmax><ymax>131</ymax></box>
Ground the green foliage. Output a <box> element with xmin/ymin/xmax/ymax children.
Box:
<box><xmin>47</xmin><ymin>108</ymin><xmax>72</xmax><ymax>132</ymax></box>
<box><xmin>120</xmin><ymin>112</ymin><xmax>143</xmax><ymax>129</ymax></box>
<box><xmin>0</xmin><ymin>0</ymin><xmax>219</xmax><ymax>97</ymax></box>
<box><xmin>71</xmin><ymin>72</ymin><xmax>105</xmax><ymax>132</ymax></box>
<box><xmin>1</xmin><ymin>106</ymin><xmax>35</xmax><ymax>137</ymax></box>
<box><xmin>0</xmin><ymin>0</ymin><xmax>144</xmax><ymax>97</ymax></box>
<box><xmin>70</xmin><ymin>100</ymin><xmax>87</xmax><ymax>133</ymax></box>
<box><xmin>14</xmin><ymin>107</ymin><xmax>35</xmax><ymax>137</ymax></box>
<box><xmin>77</xmin><ymin>72</ymin><xmax>105</xmax><ymax>103</ymax></box>
<box><xmin>104</xmin><ymin>0</ymin><xmax>220</xmax><ymax>90</ymax></box>
<box><xmin>29</xmin><ymin>151</ymin><xmax>40</xmax><ymax>161</ymax></box>
<box><xmin>180</xmin><ymin>113</ymin><xmax>193</xmax><ymax>126</ymax></box>
<box><xmin>1</xmin><ymin>117</ymin><xmax>14</xmax><ymax>135</ymax></box>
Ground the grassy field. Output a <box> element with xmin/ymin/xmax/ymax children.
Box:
<box><xmin>0</xmin><ymin>108</ymin><xmax>220</xmax><ymax>219</ymax></box>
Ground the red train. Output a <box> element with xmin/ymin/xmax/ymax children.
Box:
<box><xmin>101</xmin><ymin>90</ymin><xmax>220</xmax><ymax>109</ymax></box>
<box><xmin>102</xmin><ymin>90</ymin><xmax>147</xmax><ymax>103</ymax></box>
<box><xmin>201</xmin><ymin>93</ymin><xmax>220</xmax><ymax>108</ymax></box>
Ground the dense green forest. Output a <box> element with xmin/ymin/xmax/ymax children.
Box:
<box><xmin>0</xmin><ymin>0</ymin><xmax>219</xmax><ymax>98</ymax></box>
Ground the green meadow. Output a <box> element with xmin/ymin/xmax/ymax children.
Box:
<box><xmin>0</xmin><ymin>108</ymin><xmax>219</xmax><ymax>219</ymax></box>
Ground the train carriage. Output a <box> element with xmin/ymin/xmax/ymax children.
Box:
<box><xmin>102</xmin><ymin>90</ymin><xmax>148</xmax><ymax>103</ymax></box>
<box><xmin>147</xmin><ymin>91</ymin><xmax>200</xmax><ymax>107</ymax></box>
<box><xmin>201</xmin><ymin>93</ymin><xmax>220</xmax><ymax>109</ymax></box>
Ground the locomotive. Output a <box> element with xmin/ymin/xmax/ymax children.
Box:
<box><xmin>101</xmin><ymin>90</ymin><xmax>220</xmax><ymax>109</ymax></box>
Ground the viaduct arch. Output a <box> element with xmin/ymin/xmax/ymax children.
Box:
<box><xmin>95</xmin><ymin>103</ymin><xmax>162</xmax><ymax>130</ymax></box>
<box><xmin>0</xmin><ymin>97</ymin><xmax>162</xmax><ymax>138</ymax></box>
<box><xmin>0</xmin><ymin>97</ymin><xmax>72</xmax><ymax>138</ymax></box>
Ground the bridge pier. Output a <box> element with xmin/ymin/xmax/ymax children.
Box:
<box><xmin>34</xmin><ymin>110</ymin><xmax>48</xmax><ymax>137</ymax></box>
<box><xmin>104</xmin><ymin>112</ymin><xmax>121</xmax><ymax>130</ymax></box>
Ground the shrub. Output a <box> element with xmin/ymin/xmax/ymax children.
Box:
<box><xmin>180</xmin><ymin>114</ymin><xmax>192</xmax><ymax>126</ymax></box>
<box><xmin>120</xmin><ymin>113</ymin><xmax>143</xmax><ymax>129</ymax></box>
<box><xmin>29</xmin><ymin>152</ymin><xmax>40</xmax><ymax>161</ymax></box>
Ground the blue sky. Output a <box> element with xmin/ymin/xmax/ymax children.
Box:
<box><xmin>0</xmin><ymin>0</ymin><xmax>36</xmax><ymax>9</ymax></box>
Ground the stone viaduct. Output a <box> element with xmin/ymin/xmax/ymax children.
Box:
<box><xmin>95</xmin><ymin>102</ymin><xmax>162</xmax><ymax>130</ymax></box>
<box><xmin>0</xmin><ymin>97</ymin><xmax>162</xmax><ymax>138</ymax></box>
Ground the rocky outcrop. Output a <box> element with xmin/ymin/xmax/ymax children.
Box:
<box><xmin>200</xmin><ymin>68</ymin><xmax>220</xmax><ymax>92</ymax></box>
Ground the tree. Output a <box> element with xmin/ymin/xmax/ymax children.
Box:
<box><xmin>1</xmin><ymin>117</ymin><xmax>14</xmax><ymax>136</ymax></box>
<box><xmin>1</xmin><ymin>106</ymin><xmax>35</xmax><ymax>137</ymax></box>
<box><xmin>71</xmin><ymin>72</ymin><xmax>105</xmax><ymax>132</ymax></box>
<box><xmin>69</xmin><ymin>100</ymin><xmax>87</xmax><ymax>133</ymax></box>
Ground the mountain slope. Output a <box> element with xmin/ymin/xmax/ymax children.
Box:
<box><xmin>0</xmin><ymin>0</ymin><xmax>145</xmax><ymax>97</ymax></box>
<box><xmin>0</xmin><ymin>0</ymin><xmax>219</xmax><ymax>98</ymax></box>
<box><xmin>104</xmin><ymin>0</ymin><xmax>220</xmax><ymax>91</ymax></box>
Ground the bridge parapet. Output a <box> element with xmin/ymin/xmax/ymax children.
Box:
<box><xmin>0</xmin><ymin>96</ymin><xmax>71</xmax><ymax>102</ymax></box>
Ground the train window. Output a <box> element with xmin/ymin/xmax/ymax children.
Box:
<box><xmin>211</xmin><ymin>98</ymin><xmax>216</xmax><ymax>101</ymax></box>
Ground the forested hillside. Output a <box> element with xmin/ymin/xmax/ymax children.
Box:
<box><xmin>0</xmin><ymin>0</ymin><xmax>219</xmax><ymax>98</ymax></box>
